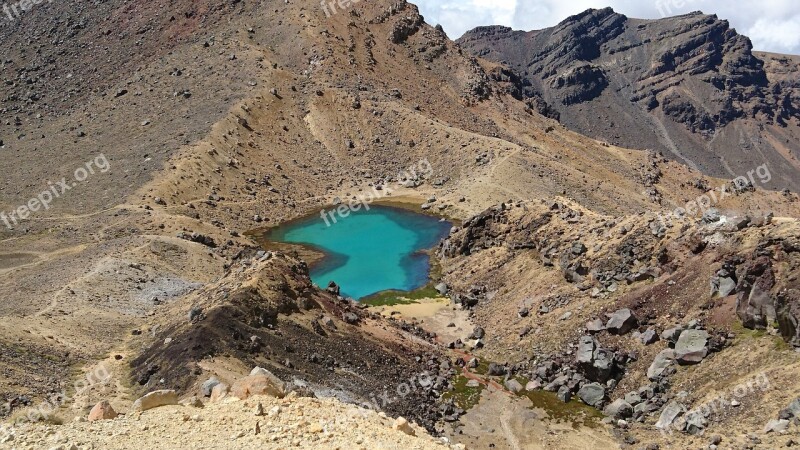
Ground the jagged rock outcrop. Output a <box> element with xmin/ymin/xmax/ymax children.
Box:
<box><xmin>576</xmin><ymin>335</ymin><xmax>625</xmax><ymax>383</ymax></box>
<box><xmin>129</xmin><ymin>255</ymin><xmax>446</xmax><ymax>431</ymax></box>
<box><xmin>735</xmin><ymin>256</ymin><xmax>777</xmax><ymax>329</ymax></box>
<box><xmin>776</xmin><ymin>289</ymin><xmax>800</xmax><ymax>347</ymax></box>
<box><xmin>439</xmin><ymin>202</ymin><xmax>674</xmax><ymax>295</ymax></box>
<box><xmin>458</xmin><ymin>8</ymin><xmax>800</xmax><ymax>191</ymax></box>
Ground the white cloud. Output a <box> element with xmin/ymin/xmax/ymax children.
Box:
<box><xmin>746</xmin><ymin>17</ymin><xmax>800</xmax><ymax>54</ymax></box>
<box><xmin>414</xmin><ymin>0</ymin><xmax>800</xmax><ymax>54</ymax></box>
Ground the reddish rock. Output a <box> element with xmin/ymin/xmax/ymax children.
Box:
<box><xmin>88</xmin><ymin>400</ymin><xmax>117</xmax><ymax>421</ymax></box>
<box><xmin>231</xmin><ymin>368</ymin><xmax>286</xmax><ymax>400</ymax></box>
<box><xmin>209</xmin><ymin>383</ymin><xmax>230</xmax><ymax>403</ymax></box>
<box><xmin>393</xmin><ymin>417</ymin><xmax>415</xmax><ymax>436</ymax></box>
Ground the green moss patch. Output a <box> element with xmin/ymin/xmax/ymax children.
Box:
<box><xmin>442</xmin><ymin>374</ymin><xmax>485</xmax><ymax>411</ymax></box>
<box><xmin>360</xmin><ymin>284</ymin><xmax>443</xmax><ymax>306</ymax></box>
<box><xmin>518</xmin><ymin>387</ymin><xmax>604</xmax><ymax>428</ymax></box>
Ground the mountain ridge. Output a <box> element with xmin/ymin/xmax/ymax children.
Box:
<box><xmin>457</xmin><ymin>8</ymin><xmax>800</xmax><ymax>192</ymax></box>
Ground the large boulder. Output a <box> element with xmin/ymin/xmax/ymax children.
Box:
<box><xmin>710</xmin><ymin>276</ymin><xmax>737</xmax><ymax>297</ymax></box>
<box><xmin>209</xmin><ymin>382</ymin><xmax>230</xmax><ymax>403</ymax></box>
<box><xmin>132</xmin><ymin>390</ymin><xmax>178</xmax><ymax>412</ymax></box>
<box><xmin>788</xmin><ymin>398</ymin><xmax>800</xmax><ymax>417</ymax></box>
<box><xmin>603</xmin><ymin>399</ymin><xmax>633</xmax><ymax>419</ymax></box>
<box><xmin>647</xmin><ymin>349</ymin><xmax>676</xmax><ymax>380</ymax></box>
<box><xmin>589</xmin><ymin>348</ymin><xmax>614</xmax><ymax>382</ymax></box>
<box><xmin>469</xmin><ymin>327</ymin><xmax>486</xmax><ymax>340</ymax></box>
<box><xmin>201</xmin><ymin>377</ymin><xmax>220</xmax><ymax>397</ymax></box>
<box><xmin>504</xmin><ymin>379</ymin><xmax>523</xmax><ymax>393</ymax></box>
<box><xmin>655</xmin><ymin>401</ymin><xmax>685</xmax><ymax>430</ymax></box>
<box><xmin>639</xmin><ymin>328</ymin><xmax>658</xmax><ymax>345</ymax></box>
<box><xmin>326</xmin><ymin>281</ymin><xmax>341</xmax><ymax>295</ymax></box>
<box><xmin>674</xmin><ymin>330</ymin><xmax>710</xmax><ymax>365</ymax></box>
<box><xmin>710</xmin><ymin>261</ymin><xmax>739</xmax><ymax>297</ymax></box>
<box><xmin>525</xmin><ymin>380</ymin><xmax>543</xmax><ymax>391</ymax></box>
<box><xmin>576</xmin><ymin>336</ymin><xmax>596</xmax><ymax>365</ymax></box>
<box><xmin>605</xmin><ymin>308</ymin><xmax>638</xmax><ymax>335</ymax></box>
<box><xmin>575</xmin><ymin>336</ymin><xmax>616</xmax><ymax>382</ymax></box>
<box><xmin>736</xmin><ymin>256</ymin><xmax>776</xmax><ymax>329</ymax></box>
<box><xmin>779</xmin><ymin>398</ymin><xmax>800</xmax><ymax>419</ymax></box>
<box><xmin>231</xmin><ymin>367</ymin><xmax>286</xmax><ymax>400</ymax></box>
<box><xmin>487</xmin><ymin>362</ymin><xmax>507</xmax><ymax>376</ymax></box>
<box><xmin>393</xmin><ymin>417</ymin><xmax>416</xmax><ymax>436</ymax></box>
<box><xmin>577</xmin><ymin>382</ymin><xmax>606</xmax><ymax>407</ymax></box>
<box><xmin>544</xmin><ymin>375</ymin><xmax>570</xmax><ymax>392</ymax></box>
<box><xmin>623</xmin><ymin>392</ymin><xmax>642</xmax><ymax>406</ymax></box>
<box><xmin>660</xmin><ymin>326</ymin><xmax>683</xmax><ymax>344</ymax></box>
<box><xmin>776</xmin><ymin>289</ymin><xmax>800</xmax><ymax>347</ymax></box>
<box><xmin>764</xmin><ymin>419</ymin><xmax>790</xmax><ymax>433</ymax></box>
<box><xmin>585</xmin><ymin>319</ymin><xmax>605</xmax><ymax>333</ymax></box>
<box><xmin>342</xmin><ymin>312</ymin><xmax>359</xmax><ymax>324</ymax></box>
<box><xmin>634</xmin><ymin>400</ymin><xmax>661</xmax><ymax>417</ymax></box>
<box><xmin>684</xmin><ymin>411</ymin><xmax>707</xmax><ymax>435</ymax></box>
<box><xmin>557</xmin><ymin>385</ymin><xmax>572</xmax><ymax>402</ymax></box>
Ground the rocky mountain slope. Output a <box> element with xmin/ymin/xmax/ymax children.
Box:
<box><xmin>457</xmin><ymin>8</ymin><xmax>800</xmax><ymax>192</ymax></box>
<box><xmin>0</xmin><ymin>0</ymin><xmax>798</xmax><ymax>449</ymax></box>
<box><xmin>436</xmin><ymin>199</ymin><xmax>800</xmax><ymax>448</ymax></box>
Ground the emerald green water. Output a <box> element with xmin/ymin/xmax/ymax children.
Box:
<box><xmin>265</xmin><ymin>205</ymin><xmax>451</xmax><ymax>299</ymax></box>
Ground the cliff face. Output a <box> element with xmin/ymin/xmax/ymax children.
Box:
<box><xmin>458</xmin><ymin>8</ymin><xmax>800</xmax><ymax>191</ymax></box>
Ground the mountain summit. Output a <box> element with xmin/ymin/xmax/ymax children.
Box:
<box><xmin>458</xmin><ymin>8</ymin><xmax>800</xmax><ymax>191</ymax></box>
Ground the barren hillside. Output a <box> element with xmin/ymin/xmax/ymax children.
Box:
<box><xmin>0</xmin><ymin>0</ymin><xmax>798</xmax><ymax>449</ymax></box>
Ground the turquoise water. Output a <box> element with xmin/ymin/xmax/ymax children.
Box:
<box><xmin>265</xmin><ymin>205</ymin><xmax>451</xmax><ymax>299</ymax></box>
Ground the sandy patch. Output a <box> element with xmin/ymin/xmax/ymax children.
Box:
<box><xmin>446</xmin><ymin>387</ymin><xmax>617</xmax><ymax>450</ymax></box>
<box><xmin>370</xmin><ymin>297</ymin><xmax>450</xmax><ymax>320</ymax></box>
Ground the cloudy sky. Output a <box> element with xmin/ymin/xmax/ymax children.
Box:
<box><xmin>413</xmin><ymin>0</ymin><xmax>800</xmax><ymax>55</ymax></box>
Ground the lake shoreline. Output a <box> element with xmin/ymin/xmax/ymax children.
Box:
<box><xmin>252</xmin><ymin>203</ymin><xmax>452</xmax><ymax>300</ymax></box>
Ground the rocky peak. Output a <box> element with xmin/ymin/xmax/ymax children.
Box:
<box><xmin>457</xmin><ymin>8</ymin><xmax>800</xmax><ymax>191</ymax></box>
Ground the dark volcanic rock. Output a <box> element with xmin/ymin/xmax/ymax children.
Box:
<box><xmin>578</xmin><ymin>382</ymin><xmax>606</xmax><ymax>407</ymax></box>
<box><xmin>487</xmin><ymin>362</ymin><xmax>507</xmax><ymax>376</ymax></box>
<box><xmin>647</xmin><ymin>349</ymin><xmax>676</xmax><ymax>380</ymax></box>
<box><xmin>736</xmin><ymin>256</ymin><xmax>776</xmax><ymax>329</ymax></box>
<box><xmin>575</xmin><ymin>335</ymin><xmax>621</xmax><ymax>383</ymax></box>
<box><xmin>604</xmin><ymin>399</ymin><xmax>633</xmax><ymax>419</ymax></box>
<box><xmin>458</xmin><ymin>8</ymin><xmax>800</xmax><ymax>191</ymax></box>
<box><xmin>776</xmin><ymin>289</ymin><xmax>800</xmax><ymax>347</ymax></box>
<box><xmin>326</xmin><ymin>281</ymin><xmax>341</xmax><ymax>296</ymax></box>
<box><xmin>605</xmin><ymin>308</ymin><xmax>638</xmax><ymax>335</ymax></box>
<box><xmin>674</xmin><ymin>330</ymin><xmax>710</xmax><ymax>365</ymax></box>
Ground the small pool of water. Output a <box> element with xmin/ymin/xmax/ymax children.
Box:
<box><xmin>263</xmin><ymin>205</ymin><xmax>452</xmax><ymax>299</ymax></box>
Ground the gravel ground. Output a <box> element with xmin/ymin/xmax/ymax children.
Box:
<box><xmin>7</xmin><ymin>393</ymin><xmax>460</xmax><ymax>450</ymax></box>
